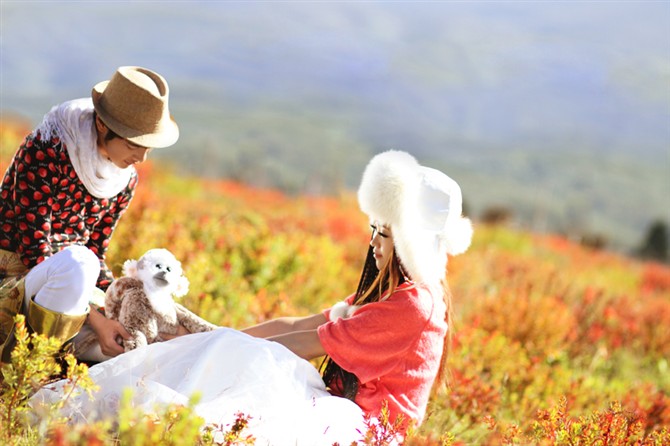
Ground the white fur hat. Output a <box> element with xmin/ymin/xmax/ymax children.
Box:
<box><xmin>357</xmin><ymin>150</ymin><xmax>473</xmax><ymax>286</ymax></box>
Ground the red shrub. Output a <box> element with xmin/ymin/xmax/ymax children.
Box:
<box><xmin>640</xmin><ymin>262</ymin><xmax>670</xmax><ymax>294</ymax></box>
<box><xmin>472</xmin><ymin>284</ymin><xmax>577</xmax><ymax>357</ymax></box>
<box><xmin>447</xmin><ymin>368</ymin><xmax>501</xmax><ymax>423</ymax></box>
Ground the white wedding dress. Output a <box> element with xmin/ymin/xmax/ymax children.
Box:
<box><xmin>30</xmin><ymin>328</ymin><xmax>366</xmax><ymax>445</ymax></box>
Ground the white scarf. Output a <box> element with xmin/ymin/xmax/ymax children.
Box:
<box><xmin>35</xmin><ymin>98</ymin><xmax>132</xmax><ymax>199</ymax></box>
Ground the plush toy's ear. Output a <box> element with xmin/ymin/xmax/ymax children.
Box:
<box><xmin>122</xmin><ymin>259</ymin><xmax>139</xmax><ymax>278</ymax></box>
<box><xmin>173</xmin><ymin>275</ymin><xmax>189</xmax><ymax>298</ymax></box>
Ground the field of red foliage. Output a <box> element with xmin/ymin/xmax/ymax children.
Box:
<box><xmin>104</xmin><ymin>162</ymin><xmax>670</xmax><ymax>444</ymax></box>
<box><xmin>1</xmin><ymin>139</ymin><xmax>668</xmax><ymax>444</ymax></box>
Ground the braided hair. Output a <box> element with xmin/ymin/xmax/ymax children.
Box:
<box><xmin>319</xmin><ymin>229</ymin><xmax>406</xmax><ymax>400</ymax></box>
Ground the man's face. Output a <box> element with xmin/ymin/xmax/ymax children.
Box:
<box><xmin>96</xmin><ymin>116</ymin><xmax>152</xmax><ymax>168</ymax></box>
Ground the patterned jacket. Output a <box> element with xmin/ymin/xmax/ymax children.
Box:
<box><xmin>0</xmin><ymin>131</ymin><xmax>137</xmax><ymax>290</ymax></box>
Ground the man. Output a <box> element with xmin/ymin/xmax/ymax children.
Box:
<box><xmin>0</xmin><ymin>66</ymin><xmax>179</xmax><ymax>363</ymax></box>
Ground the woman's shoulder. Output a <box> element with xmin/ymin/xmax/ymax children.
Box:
<box><xmin>393</xmin><ymin>281</ymin><xmax>436</xmax><ymax>300</ymax></box>
<box><xmin>390</xmin><ymin>282</ymin><xmax>443</xmax><ymax>317</ymax></box>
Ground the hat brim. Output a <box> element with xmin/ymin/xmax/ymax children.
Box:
<box><xmin>92</xmin><ymin>81</ymin><xmax>180</xmax><ymax>149</ymax></box>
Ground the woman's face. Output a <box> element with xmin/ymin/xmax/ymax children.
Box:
<box><xmin>370</xmin><ymin>222</ymin><xmax>394</xmax><ymax>270</ymax></box>
<box><xmin>96</xmin><ymin>116</ymin><xmax>152</xmax><ymax>168</ymax></box>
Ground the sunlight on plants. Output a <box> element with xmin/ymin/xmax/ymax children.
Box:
<box><xmin>1</xmin><ymin>161</ymin><xmax>668</xmax><ymax>444</ymax></box>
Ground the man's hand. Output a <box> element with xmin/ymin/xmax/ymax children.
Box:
<box><xmin>87</xmin><ymin>309</ymin><xmax>131</xmax><ymax>357</ymax></box>
<box><xmin>160</xmin><ymin>324</ymin><xmax>191</xmax><ymax>341</ymax></box>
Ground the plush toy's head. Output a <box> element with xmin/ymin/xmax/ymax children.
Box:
<box><xmin>122</xmin><ymin>249</ymin><xmax>189</xmax><ymax>298</ymax></box>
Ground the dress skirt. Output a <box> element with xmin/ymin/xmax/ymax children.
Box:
<box><xmin>30</xmin><ymin>328</ymin><xmax>366</xmax><ymax>445</ymax></box>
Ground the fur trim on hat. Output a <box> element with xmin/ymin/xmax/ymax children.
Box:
<box><xmin>357</xmin><ymin>150</ymin><xmax>419</xmax><ymax>227</ymax></box>
<box><xmin>357</xmin><ymin>150</ymin><xmax>473</xmax><ymax>287</ymax></box>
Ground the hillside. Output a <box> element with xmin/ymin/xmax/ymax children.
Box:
<box><xmin>3</xmin><ymin>156</ymin><xmax>668</xmax><ymax>444</ymax></box>
<box><xmin>1</xmin><ymin>1</ymin><xmax>669</xmax><ymax>253</ymax></box>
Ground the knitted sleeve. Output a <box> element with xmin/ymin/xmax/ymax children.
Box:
<box><xmin>318</xmin><ymin>288</ymin><xmax>428</xmax><ymax>384</ymax></box>
<box><xmin>6</xmin><ymin>134</ymin><xmax>61</xmax><ymax>268</ymax></box>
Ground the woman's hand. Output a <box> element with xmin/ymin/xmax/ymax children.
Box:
<box><xmin>160</xmin><ymin>324</ymin><xmax>191</xmax><ymax>341</ymax></box>
<box><xmin>87</xmin><ymin>309</ymin><xmax>131</xmax><ymax>357</ymax></box>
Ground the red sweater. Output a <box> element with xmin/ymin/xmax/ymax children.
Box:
<box><xmin>318</xmin><ymin>282</ymin><xmax>447</xmax><ymax>430</ymax></box>
<box><xmin>0</xmin><ymin>131</ymin><xmax>137</xmax><ymax>289</ymax></box>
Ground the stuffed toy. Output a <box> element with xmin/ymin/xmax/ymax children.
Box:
<box><xmin>104</xmin><ymin>248</ymin><xmax>217</xmax><ymax>351</ymax></box>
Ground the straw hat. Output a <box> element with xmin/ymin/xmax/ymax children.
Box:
<box><xmin>358</xmin><ymin>150</ymin><xmax>473</xmax><ymax>286</ymax></box>
<box><xmin>92</xmin><ymin>66</ymin><xmax>179</xmax><ymax>148</ymax></box>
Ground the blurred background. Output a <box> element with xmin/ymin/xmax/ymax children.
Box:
<box><xmin>1</xmin><ymin>0</ymin><xmax>668</xmax><ymax>257</ymax></box>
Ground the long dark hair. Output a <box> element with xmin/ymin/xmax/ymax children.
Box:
<box><xmin>319</xmin><ymin>233</ymin><xmax>406</xmax><ymax>400</ymax></box>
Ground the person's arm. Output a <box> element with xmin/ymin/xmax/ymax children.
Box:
<box><xmin>242</xmin><ymin>313</ymin><xmax>327</xmax><ymax>338</ymax></box>
<box><xmin>161</xmin><ymin>313</ymin><xmax>329</xmax><ymax>341</ymax></box>
<box><xmin>267</xmin><ymin>329</ymin><xmax>326</xmax><ymax>360</ymax></box>
<box><xmin>87</xmin><ymin>308</ymin><xmax>131</xmax><ymax>357</ymax></box>
<box><xmin>86</xmin><ymin>174</ymin><xmax>137</xmax><ymax>290</ymax></box>
<box><xmin>9</xmin><ymin>136</ymin><xmax>59</xmax><ymax>268</ymax></box>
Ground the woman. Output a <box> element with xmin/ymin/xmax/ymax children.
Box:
<box><xmin>31</xmin><ymin>150</ymin><xmax>473</xmax><ymax>444</ymax></box>
<box><xmin>0</xmin><ymin>66</ymin><xmax>180</xmax><ymax>363</ymax></box>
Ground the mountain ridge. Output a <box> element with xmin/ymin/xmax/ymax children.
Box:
<box><xmin>1</xmin><ymin>1</ymin><xmax>668</xmax><ymax>252</ymax></box>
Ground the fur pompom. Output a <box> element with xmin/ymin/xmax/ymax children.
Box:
<box><xmin>444</xmin><ymin>216</ymin><xmax>474</xmax><ymax>256</ymax></box>
<box><xmin>329</xmin><ymin>301</ymin><xmax>360</xmax><ymax>322</ymax></box>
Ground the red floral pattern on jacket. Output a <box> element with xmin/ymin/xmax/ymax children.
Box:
<box><xmin>0</xmin><ymin>132</ymin><xmax>137</xmax><ymax>290</ymax></box>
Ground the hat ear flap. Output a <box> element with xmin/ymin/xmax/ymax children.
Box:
<box><xmin>122</xmin><ymin>259</ymin><xmax>139</xmax><ymax>278</ymax></box>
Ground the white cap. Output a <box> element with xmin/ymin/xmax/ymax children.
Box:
<box><xmin>358</xmin><ymin>150</ymin><xmax>473</xmax><ymax>286</ymax></box>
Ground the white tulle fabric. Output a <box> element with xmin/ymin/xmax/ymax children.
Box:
<box><xmin>30</xmin><ymin>328</ymin><xmax>366</xmax><ymax>445</ymax></box>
